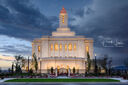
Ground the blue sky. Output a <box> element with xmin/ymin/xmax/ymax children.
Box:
<box><xmin>0</xmin><ymin>0</ymin><xmax>128</xmax><ymax>68</ymax></box>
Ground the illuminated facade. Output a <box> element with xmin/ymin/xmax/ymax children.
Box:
<box><xmin>32</xmin><ymin>7</ymin><xmax>93</xmax><ymax>74</ymax></box>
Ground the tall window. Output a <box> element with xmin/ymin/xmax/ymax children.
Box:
<box><xmin>86</xmin><ymin>46</ymin><xmax>89</xmax><ymax>52</ymax></box>
<box><xmin>60</xmin><ymin>44</ymin><xmax>62</xmax><ymax>51</ymax></box>
<box><xmin>65</xmin><ymin>44</ymin><xmax>67</xmax><ymax>51</ymax></box>
<box><xmin>50</xmin><ymin>44</ymin><xmax>53</xmax><ymax>51</ymax></box>
<box><xmin>62</xmin><ymin>15</ymin><xmax>64</xmax><ymax>23</ymax></box>
<box><xmin>74</xmin><ymin>44</ymin><xmax>76</xmax><ymax>51</ymax></box>
<box><xmin>38</xmin><ymin>46</ymin><xmax>40</xmax><ymax>52</ymax></box>
<box><xmin>68</xmin><ymin>44</ymin><xmax>72</xmax><ymax>51</ymax></box>
<box><xmin>55</xmin><ymin>43</ymin><xmax>58</xmax><ymax>51</ymax></box>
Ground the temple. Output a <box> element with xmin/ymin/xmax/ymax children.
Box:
<box><xmin>32</xmin><ymin>7</ymin><xmax>93</xmax><ymax>74</ymax></box>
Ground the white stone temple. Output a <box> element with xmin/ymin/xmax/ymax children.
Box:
<box><xmin>32</xmin><ymin>7</ymin><xmax>93</xmax><ymax>74</ymax></box>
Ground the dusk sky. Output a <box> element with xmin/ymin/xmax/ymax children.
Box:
<box><xmin>0</xmin><ymin>0</ymin><xmax>128</xmax><ymax>69</ymax></box>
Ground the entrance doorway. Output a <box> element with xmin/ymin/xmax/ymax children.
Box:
<box><xmin>56</xmin><ymin>65</ymin><xmax>70</xmax><ymax>76</ymax></box>
<box><xmin>58</xmin><ymin>67</ymin><xmax>68</xmax><ymax>76</ymax></box>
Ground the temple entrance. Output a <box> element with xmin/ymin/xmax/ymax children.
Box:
<box><xmin>57</xmin><ymin>65</ymin><xmax>69</xmax><ymax>76</ymax></box>
<box><xmin>58</xmin><ymin>68</ymin><xmax>68</xmax><ymax>76</ymax></box>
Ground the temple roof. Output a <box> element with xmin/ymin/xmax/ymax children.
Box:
<box><xmin>60</xmin><ymin>7</ymin><xmax>67</xmax><ymax>13</ymax></box>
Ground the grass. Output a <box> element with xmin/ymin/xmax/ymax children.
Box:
<box><xmin>5</xmin><ymin>78</ymin><xmax>120</xmax><ymax>82</ymax></box>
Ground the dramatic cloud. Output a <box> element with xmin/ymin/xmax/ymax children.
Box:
<box><xmin>73</xmin><ymin>0</ymin><xmax>128</xmax><ymax>41</ymax></box>
<box><xmin>0</xmin><ymin>0</ymin><xmax>58</xmax><ymax>41</ymax></box>
<box><xmin>71</xmin><ymin>0</ymin><xmax>128</xmax><ymax>65</ymax></box>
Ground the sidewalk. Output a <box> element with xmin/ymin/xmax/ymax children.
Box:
<box><xmin>0</xmin><ymin>78</ymin><xmax>15</xmax><ymax>82</ymax></box>
<box><xmin>110</xmin><ymin>78</ymin><xmax>128</xmax><ymax>83</ymax></box>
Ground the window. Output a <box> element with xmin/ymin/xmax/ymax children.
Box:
<box><xmin>50</xmin><ymin>44</ymin><xmax>53</xmax><ymax>51</ymax></box>
<box><xmin>60</xmin><ymin>44</ymin><xmax>62</xmax><ymax>51</ymax></box>
<box><xmin>65</xmin><ymin>44</ymin><xmax>67</xmax><ymax>51</ymax></box>
<box><xmin>86</xmin><ymin>46</ymin><xmax>89</xmax><ymax>52</ymax></box>
<box><xmin>38</xmin><ymin>46</ymin><xmax>40</xmax><ymax>52</ymax></box>
<box><xmin>74</xmin><ymin>44</ymin><xmax>76</xmax><ymax>51</ymax></box>
<box><xmin>62</xmin><ymin>15</ymin><xmax>64</xmax><ymax>23</ymax></box>
<box><xmin>68</xmin><ymin>44</ymin><xmax>72</xmax><ymax>51</ymax></box>
<box><xmin>54</xmin><ymin>43</ymin><xmax>58</xmax><ymax>51</ymax></box>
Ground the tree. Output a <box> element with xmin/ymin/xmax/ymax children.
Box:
<box><xmin>14</xmin><ymin>55</ymin><xmax>25</xmax><ymax>73</ymax></box>
<box><xmin>51</xmin><ymin>67</ymin><xmax>53</xmax><ymax>74</ymax></box>
<box><xmin>33</xmin><ymin>53</ymin><xmax>38</xmax><ymax>73</ymax></box>
<box><xmin>87</xmin><ymin>52</ymin><xmax>91</xmax><ymax>73</ymax></box>
<box><xmin>21</xmin><ymin>57</ymin><xmax>26</xmax><ymax>69</ymax></box>
<box><xmin>29</xmin><ymin>68</ymin><xmax>33</xmax><ymax>74</ymax></box>
<box><xmin>73</xmin><ymin>67</ymin><xmax>76</xmax><ymax>74</ymax></box>
<box><xmin>100</xmin><ymin>55</ymin><xmax>108</xmax><ymax>74</ymax></box>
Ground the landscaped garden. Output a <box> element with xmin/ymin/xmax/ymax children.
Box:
<box><xmin>5</xmin><ymin>78</ymin><xmax>120</xmax><ymax>82</ymax></box>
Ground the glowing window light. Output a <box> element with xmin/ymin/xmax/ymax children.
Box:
<box><xmin>86</xmin><ymin>46</ymin><xmax>89</xmax><ymax>52</ymax></box>
<box><xmin>62</xmin><ymin>15</ymin><xmax>64</xmax><ymax>23</ymax></box>
<box><xmin>74</xmin><ymin>44</ymin><xmax>76</xmax><ymax>51</ymax></box>
<box><xmin>50</xmin><ymin>44</ymin><xmax>53</xmax><ymax>51</ymax></box>
<box><xmin>57</xmin><ymin>66</ymin><xmax>60</xmax><ymax>69</ymax></box>
<box><xmin>68</xmin><ymin>44</ymin><xmax>72</xmax><ymax>51</ymax></box>
<box><xmin>55</xmin><ymin>43</ymin><xmax>58</xmax><ymax>51</ymax></box>
<box><xmin>38</xmin><ymin>46</ymin><xmax>40</xmax><ymax>52</ymax></box>
<box><xmin>60</xmin><ymin>44</ymin><xmax>62</xmax><ymax>51</ymax></box>
<box><xmin>65</xmin><ymin>44</ymin><xmax>67</xmax><ymax>51</ymax></box>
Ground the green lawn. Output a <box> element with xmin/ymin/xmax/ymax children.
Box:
<box><xmin>5</xmin><ymin>78</ymin><xmax>120</xmax><ymax>82</ymax></box>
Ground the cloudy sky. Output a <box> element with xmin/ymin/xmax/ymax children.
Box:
<box><xmin>0</xmin><ymin>0</ymin><xmax>128</xmax><ymax>69</ymax></box>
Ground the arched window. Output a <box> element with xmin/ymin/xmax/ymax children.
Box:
<box><xmin>65</xmin><ymin>44</ymin><xmax>67</xmax><ymax>51</ymax></box>
<box><xmin>86</xmin><ymin>46</ymin><xmax>89</xmax><ymax>52</ymax></box>
<box><xmin>54</xmin><ymin>43</ymin><xmax>58</xmax><ymax>51</ymax></box>
<box><xmin>50</xmin><ymin>44</ymin><xmax>53</xmax><ymax>51</ymax></box>
<box><xmin>68</xmin><ymin>43</ymin><xmax>72</xmax><ymax>51</ymax></box>
<box><xmin>60</xmin><ymin>44</ymin><xmax>62</xmax><ymax>51</ymax></box>
<box><xmin>38</xmin><ymin>46</ymin><xmax>40</xmax><ymax>52</ymax></box>
<box><xmin>74</xmin><ymin>44</ymin><xmax>76</xmax><ymax>51</ymax></box>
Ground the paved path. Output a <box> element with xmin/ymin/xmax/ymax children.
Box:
<box><xmin>110</xmin><ymin>78</ymin><xmax>128</xmax><ymax>83</ymax></box>
<box><xmin>0</xmin><ymin>82</ymin><xmax>128</xmax><ymax>85</ymax></box>
<box><xmin>0</xmin><ymin>78</ymin><xmax>15</xmax><ymax>82</ymax></box>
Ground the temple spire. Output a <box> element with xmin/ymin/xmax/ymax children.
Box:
<box><xmin>52</xmin><ymin>7</ymin><xmax>75</xmax><ymax>36</ymax></box>
<box><xmin>59</xmin><ymin>7</ymin><xmax>68</xmax><ymax>28</ymax></box>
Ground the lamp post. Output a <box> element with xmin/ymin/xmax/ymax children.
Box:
<box><xmin>94</xmin><ymin>54</ymin><xmax>98</xmax><ymax>76</ymax></box>
<box><xmin>28</xmin><ymin>56</ymin><xmax>29</xmax><ymax>72</ymax></box>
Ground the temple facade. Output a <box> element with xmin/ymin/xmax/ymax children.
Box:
<box><xmin>32</xmin><ymin>7</ymin><xmax>93</xmax><ymax>74</ymax></box>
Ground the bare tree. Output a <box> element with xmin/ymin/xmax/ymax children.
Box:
<box><xmin>14</xmin><ymin>55</ymin><xmax>25</xmax><ymax>73</ymax></box>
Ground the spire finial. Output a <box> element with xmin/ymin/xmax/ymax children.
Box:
<box><xmin>60</xmin><ymin>6</ymin><xmax>67</xmax><ymax>13</ymax></box>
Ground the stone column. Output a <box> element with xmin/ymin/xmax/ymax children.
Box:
<box><xmin>68</xmin><ymin>68</ymin><xmax>70</xmax><ymax>77</ymax></box>
<box><xmin>55</xmin><ymin>68</ymin><xmax>58</xmax><ymax>77</ymax></box>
